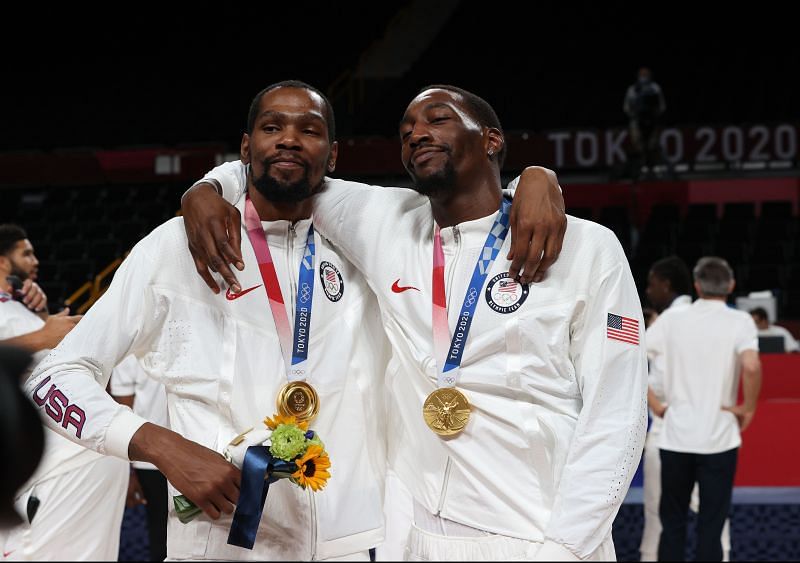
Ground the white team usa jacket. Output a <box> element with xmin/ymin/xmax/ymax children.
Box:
<box><xmin>208</xmin><ymin>160</ymin><xmax>649</xmax><ymax>561</ymax></box>
<box><xmin>26</xmin><ymin>199</ymin><xmax>390</xmax><ymax>561</ymax></box>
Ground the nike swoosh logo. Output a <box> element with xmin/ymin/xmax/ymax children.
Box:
<box><xmin>392</xmin><ymin>279</ymin><xmax>420</xmax><ymax>293</ymax></box>
<box><xmin>225</xmin><ymin>284</ymin><xmax>263</xmax><ymax>301</ymax></box>
<box><xmin>4</xmin><ymin>551</ymin><xmax>15</xmax><ymax>557</ymax></box>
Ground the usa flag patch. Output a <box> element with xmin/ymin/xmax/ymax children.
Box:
<box><xmin>607</xmin><ymin>313</ymin><xmax>639</xmax><ymax>345</ymax></box>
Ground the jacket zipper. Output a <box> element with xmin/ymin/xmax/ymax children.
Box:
<box><xmin>290</xmin><ymin>222</ymin><xmax>318</xmax><ymax>559</ymax></box>
<box><xmin>309</xmin><ymin>488</ymin><xmax>318</xmax><ymax>559</ymax></box>
<box><xmin>437</xmin><ymin>224</ymin><xmax>460</xmax><ymax>515</ymax></box>
<box><xmin>437</xmin><ymin>457</ymin><xmax>453</xmax><ymax>514</ymax></box>
<box><xmin>444</xmin><ymin>225</ymin><xmax>461</xmax><ymax>309</ymax></box>
<box><xmin>287</xmin><ymin>224</ymin><xmax>297</xmax><ymax>312</ymax></box>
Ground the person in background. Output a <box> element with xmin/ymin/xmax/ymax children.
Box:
<box><xmin>0</xmin><ymin>223</ymin><xmax>129</xmax><ymax>561</ymax></box>
<box><xmin>640</xmin><ymin>255</ymin><xmax>695</xmax><ymax>561</ymax></box>
<box><xmin>111</xmin><ymin>355</ymin><xmax>170</xmax><ymax>562</ymax></box>
<box><xmin>0</xmin><ymin>224</ymin><xmax>79</xmax><ymax>353</ymax></box>
<box><xmin>644</xmin><ymin>255</ymin><xmax>692</xmax><ymax>316</ymax></box>
<box><xmin>749</xmin><ymin>307</ymin><xmax>799</xmax><ymax>353</ymax></box>
<box><xmin>623</xmin><ymin>67</ymin><xmax>667</xmax><ymax>179</ymax></box>
<box><xmin>647</xmin><ymin>257</ymin><xmax>762</xmax><ymax>561</ymax></box>
<box><xmin>641</xmin><ymin>255</ymin><xmax>732</xmax><ymax>560</ymax></box>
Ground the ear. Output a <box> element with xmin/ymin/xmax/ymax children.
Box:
<box><xmin>693</xmin><ymin>281</ymin><xmax>702</xmax><ymax>296</ymax></box>
<box><xmin>485</xmin><ymin>128</ymin><xmax>504</xmax><ymax>160</ymax></box>
<box><xmin>327</xmin><ymin>141</ymin><xmax>339</xmax><ymax>173</ymax></box>
<box><xmin>240</xmin><ymin>133</ymin><xmax>251</xmax><ymax>165</ymax></box>
<box><xmin>728</xmin><ymin>279</ymin><xmax>736</xmax><ymax>294</ymax></box>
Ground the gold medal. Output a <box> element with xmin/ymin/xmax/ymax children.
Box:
<box><xmin>423</xmin><ymin>388</ymin><xmax>471</xmax><ymax>436</ymax></box>
<box><xmin>277</xmin><ymin>381</ymin><xmax>320</xmax><ymax>423</ymax></box>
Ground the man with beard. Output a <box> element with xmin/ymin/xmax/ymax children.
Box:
<box><xmin>0</xmin><ymin>223</ymin><xmax>129</xmax><ymax>561</ymax></box>
<box><xmin>25</xmin><ymin>81</ymin><xmax>567</xmax><ymax>561</ymax></box>
<box><xmin>182</xmin><ymin>84</ymin><xmax>647</xmax><ymax>560</ymax></box>
<box><xmin>26</xmin><ymin>81</ymin><xmax>392</xmax><ymax>561</ymax></box>
<box><xmin>0</xmin><ymin>224</ymin><xmax>78</xmax><ymax>353</ymax></box>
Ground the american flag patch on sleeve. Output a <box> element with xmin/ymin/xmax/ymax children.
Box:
<box><xmin>607</xmin><ymin>313</ymin><xmax>639</xmax><ymax>345</ymax></box>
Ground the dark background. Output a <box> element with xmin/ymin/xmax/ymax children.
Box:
<box><xmin>1</xmin><ymin>1</ymin><xmax>797</xmax><ymax>153</ymax></box>
<box><xmin>2</xmin><ymin>8</ymin><xmax>798</xmax><ymax>560</ymax></box>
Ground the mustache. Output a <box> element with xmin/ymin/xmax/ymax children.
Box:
<box><xmin>264</xmin><ymin>152</ymin><xmax>309</xmax><ymax>169</ymax></box>
<box><xmin>408</xmin><ymin>143</ymin><xmax>451</xmax><ymax>168</ymax></box>
<box><xmin>411</xmin><ymin>143</ymin><xmax>451</xmax><ymax>156</ymax></box>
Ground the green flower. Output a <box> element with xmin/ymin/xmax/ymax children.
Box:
<box><xmin>269</xmin><ymin>423</ymin><xmax>308</xmax><ymax>461</ymax></box>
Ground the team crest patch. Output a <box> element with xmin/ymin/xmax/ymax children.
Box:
<box><xmin>319</xmin><ymin>261</ymin><xmax>344</xmax><ymax>302</ymax></box>
<box><xmin>485</xmin><ymin>273</ymin><xmax>529</xmax><ymax>314</ymax></box>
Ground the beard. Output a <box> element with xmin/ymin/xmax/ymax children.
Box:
<box><xmin>410</xmin><ymin>158</ymin><xmax>456</xmax><ymax>198</ymax></box>
<box><xmin>9</xmin><ymin>260</ymin><xmax>30</xmax><ymax>282</ymax></box>
<box><xmin>250</xmin><ymin>161</ymin><xmax>315</xmax><ymax>204</ymax></box>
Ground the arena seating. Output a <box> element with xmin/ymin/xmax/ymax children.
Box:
<box><xmin>573</xmin><ymin>197</ymin><xmax>798</xmax><ymax>317</ymax></box>
<box><xmin>0</xmin><ymin>183</ymin><xmax>185</xmax><ymax>310</ymax></box>
<box><xmin>2</xmin><ymin>179</ymin><xmax>798</xmax><ymax>319</ymax></box>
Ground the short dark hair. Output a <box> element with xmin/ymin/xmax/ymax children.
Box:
<box><xmin>247</xmin><ymin>80</ymin><xmax>336</xmax><ymax>142</ymax></box>
<box><xmin>0</xmin><ymin>224</ymin><xmax>27</xmax><ymax>256</ymax></box>
<box><xmin>693</xmin><ymin>256</ymin><xmax>734</xmax><ymax>297</ymax></box>
<box><xmin>749</xmin><ymin>307</ymin><xmax>768</xmax><ymax>322</ymax></box>
<box><xmin>650</xmin><ymin>255</ymin><xmax>692</xmax><ymax>296</ymax></box>
<box><xmin>417</xmin><ymin>84</ymin><xmax>507</xmax><ymax>167</ymax></box>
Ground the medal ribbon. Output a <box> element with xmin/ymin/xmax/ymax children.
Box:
<box><xmin>432</xmin><ymin>198</ymin><xmax>511</xmax><ymax>387</ymax></box>
<box><xmin>244</xmin><ymin>195</ymin><xmax>316</xmax><ymax>380</ymax></box>
<box><xmin>227</xmin><ymin>446</ymin><xmax>298</xmax><ymax>550</ymax></box>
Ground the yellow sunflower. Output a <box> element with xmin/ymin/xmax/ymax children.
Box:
<box><xmin>291</xmin><ymin>444</ymin><xmax>331</xmax><ymax>491</ymax></box>
<box><xmin>264</xmin><ymin>413</ymin><xmax>309</xmax><ymax>431</ymax></box>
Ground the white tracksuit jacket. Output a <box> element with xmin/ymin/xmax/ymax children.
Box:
<box><xmin>25</xmin><ymin>201</ymin><xmax>390</xmax><ymax>561</ymax></box>
<box><xmin>206</xmin><ymin>162</ymin><xmax>649</xmax><ymax>560</ymax></box>
<box><xmin>1</xmin><ymin>292</ymin><xmax>128</xmax><ymax>561</ymax></box>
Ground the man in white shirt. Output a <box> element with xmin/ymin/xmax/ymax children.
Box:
<box><xmin>184</xmin><ymin>84</ymin><xmax>648</xmax><ymax>561</ymax></box>
<box><xmin>646</xmin><ymin>257</ymin><xmax>762</xmax><ymax>561</ymax></box>
<box><xmin>750</xmin><ymin>307</ymin><xmax>799</xmax><ymax>353</ymax></box>
<box><xmin>642</xmin><ymin>255</ymin><xmax>732</xmax><ymax>561</ymax></box>
<box><xmin>26</xmin><ymin>81</ymin><xmax>567</xmax><ymax>561</ymax></box>
<box><xmin>0</xmin><ymin>223</ymin><xmax>129</xmax><ymax>561</ymax></box>
<box><xmin>641</xmin><ymin>255</ymin><xmax>693</xmax><ymax>561</ymax></box>
<box><xmin>110</xmin><ymin>355</ymin><xmax>170</xmax><ymax>562</ymax></box>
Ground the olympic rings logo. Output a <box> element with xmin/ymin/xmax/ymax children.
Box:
<box><xmin>300</xmin><ymin>283</ymin><xmax>311</xmax><ymax>302</ymax></box>
<box><xmin>465</xmin><ymin>287</ymin><xmax>478</xmax><ymax>307</ymax></box>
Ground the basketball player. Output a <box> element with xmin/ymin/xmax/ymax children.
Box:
<box><xmin>184</xmin><ymin>84</ymin><xmax>647</xmax><ymax>560</ymax></box>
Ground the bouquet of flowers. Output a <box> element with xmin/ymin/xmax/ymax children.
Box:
<box><xmin>173</xmin><ymin>413</ymin><xmax>331</xmax><ymax>546</ymax></box>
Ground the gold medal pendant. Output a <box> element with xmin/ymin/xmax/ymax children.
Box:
<box><xmin>423</xmin><ymin>388</ymin><xmax>471</xmax><ymax>437</ymax></box>
<box><xmin>277</xmin><ymin>381</ymin><xmax>320</xmax><ymax>423</ymax></box>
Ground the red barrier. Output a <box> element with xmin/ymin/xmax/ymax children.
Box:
<box><xmin>734</xmin><ymin>354</ymin><xmax>800</xmax><ymax>486</ymax></box>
